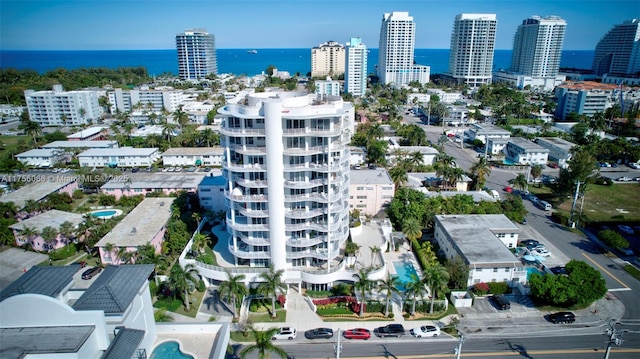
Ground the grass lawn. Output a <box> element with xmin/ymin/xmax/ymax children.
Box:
<box><xmin>248</xmin><ymin>309</ymin><xmax>287</xmax><ymax>323</ymax></box>
<box><xmin>0</xmin><ymin>135</ymin><xmax>30</xmax><ymax>153</ymax></box>
<box><xmin>555</xmin><ymin>183</ymin><xmax>640</xmax><ymax>223</ymax></box>
<box><xmin>154</xmin><ymin>289</ymin><xmax>206</xmax><ymax>318</ymax></box>
<box><xmin>230</xmin><ymin>331</ymin><xmax>258</xmax><ymax>342</ymax></box>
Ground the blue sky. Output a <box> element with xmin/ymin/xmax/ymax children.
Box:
<box><xmin>1</xmin><ymin>0</ymin><xmax>638</xmax><ymax>50</ymax></box>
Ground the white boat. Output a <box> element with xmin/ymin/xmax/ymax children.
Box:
<box><xmin>247</xmin><ymin>49</ymin><xmax>258</xmax><ymax>54</ymax></box>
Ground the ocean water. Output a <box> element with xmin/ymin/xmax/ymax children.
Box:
<box><xmin>0</xmin><ymin>48</ymin><xmax>594</xmax><ymax>78</ymax></box>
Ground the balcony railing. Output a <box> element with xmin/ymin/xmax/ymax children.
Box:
<box><xmin>222</xmin><ymin>162</ymin><xmax>267</xmax><ymax>172</ymax></box>
<box><xmin>233</xmin><ymin>177</ymin><xmax>268</xmax><ymax>188</ymax></box>
<box><xmin>228</xmin><ymin>243</ymin><xmax>270</xmax><ymax>259</ymax></box>
<box><xmin>219</xmin><ymin>127</ymin><xmax>266</xmax><ymax>136</ymax></box>
<box><xmin>225</xmin><ymin>191</ymin><xmax>268</xmax><ymax>202</ymax></box>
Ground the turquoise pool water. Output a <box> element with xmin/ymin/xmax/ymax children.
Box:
<box><xmin>527</xmin><ymin>267</ymin><xmax>543</xmax><ymax>279</ymax></box>
<box><xmin>503</xmin><ymin>159</ymin><xmax>517</xmax><ymax>165</ymax></box>
<box><xmin>150</xmin><ymin>341</ymin><xmax>193</xmax><ymax>359</ymax></box>
<box><xmin>91</xmin><ymin>210</ymin><xmax>116</xmax><ymax>217</ymax></box>
<box><xmin>393</xmin><ymin>261</ymin><xmax>418</xmax><ymax>291</ymax></box>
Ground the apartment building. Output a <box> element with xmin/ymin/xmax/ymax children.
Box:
<box><xmin>10</xmin><ymin>210</ymin><xmax>84</xmax><ymax>252</ymax></box>
<box><xmin>311</xmin><ymin>41</ymin><xmax>345</xmax><ymax>77</ymax></box>
<box><xmin>314</xmin><ymin>77</ymin><xmax>342</xmax><ymax>97</ymax></box>
<box><xmin>101</xmin><ymin>172</ymin><xmax>205</xmax><ymax>199</ymax></box>
<box><xmin>447</xmin><ymin>14</ymin><xmax>498</xmax><ymax>88</ymax></box>
<box><xmin>592</xmin><ymin>19</ymin><xmax>640</xmax><ymax>77</ymax></box>
<box><xmin>67</xmin><ymin>126</ymin><xmax>108</xmax><ymax>141</ymax></box>
<box><xmin>466</xmin><ymin>123</ymin><xmax>511</xmax><ymax>144</ymax></box>
<box><xmin>349</xmin><ymin>169</ymin><xmax>395</xmax><ymax>216</ymax></box>
<box><xmin>535</xmin><ymin>137</ymin><xmax>576</xmax><ymax>169</ymax></box>
<box><xmin>504</xmin><ymin>137</ymin><xmax>550</xmax><ymax>165</ymax></box>
<box><xmin>176</xmin><ymin>28</ymin><xmax>217</xmax><ymax>80</ymax></box>
<box><xmin>41</xmin><ymin>140</ymin><xmax>119</xmax><ymax>151</ymax></box>
<box><xmin>162</xmin><ymin>147</ymin><xmax>224</xmax><ymax>167</ymax></box>
<box><xmin>15</xmin><ymin>149</ymin><xmax>64</xmax><ymax>168</ymax></box>
<box><xmin>24</xmin><ymin>85</ymin><xmax>101</xmax><ymax>126</ymax></box>
<box><xmin>197</xmin><ymin>174</ymin><xmax>227</xmax><ymax>213</ymax></box>
<box><xmin>554</xmin><ymin>81</ymin><xmax>620</xmax><ymax>120</ymax></box>
<box><xmin>107</xmin><ymin>87</ymin><xmax>184</xmax><ymax>114</ymax></box>
<box><xmin>345</xmin><ymin>37</ymin><xmax>368</xmax><ymax>97</ymax></box>
<box><xmin>78</xmin><ymin>147</ymin><xmax>160</xmax><ymax>168</ymax></box>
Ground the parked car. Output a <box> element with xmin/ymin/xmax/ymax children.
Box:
<box><xmin>617</xmin><ymin>176</ymin><xmax>632</xmax><ymax>182</ymax></box>
<box><xmin>203</xmin><ymin>167</ymin><xmax>212</xmax><ymax>172</ymax></box>
<box><xmin>531</xmin><ymin>247</ymin><xmax>550</xmax><ymax>257</ymax></box>
<box><xmin>490</xmin><ymin>294</ymin><xmax>511</xmax><ymax>310</ymax></box>
<box><xmin>410</xmin><ymin>325</ymin><xmax>441</xmax><ymax>338</ymax></box>
<box><xmin>304</xmin><ymin>328</ymin><xmax>334</xmax><ymax>340</ymax></box>
<box><xmin>617</xmin><ymin>225</ymin><xmax>635</xmax><ymax>234</ymax></box>
<box><xmin>547</xmin><ymin>312</ymin><xmax>576</xmax><ymax>324</ymax></box>
<box><xmin>131</xmin><ymin>167</ymin><xmax>139</xmax><ymax>173</ymax></box>
<box><xmin>375</xmin><ymin>324</ymin><xmax>406</xmax><ymax>338</ymax></box>
<box><xmin>81</xmin><ymin>266</ymin><xmax>102</xmax><ymax>280</ymax></box>
<box><xmin>519</xmin><ymin>239</ymin><xmax>540</xmax><ymax>249</ymax></box>
<box><xmin>343</xmin><ymin>328</ymin><xmax>371</xmax><ymax>340</ymax></box>
<box><xmin>271</xmin><ymin>327</ymin><xmax>297</xmax><ymax>340</ymax></box>
<box><xmin>550</xmin><ymin>266</ymin><xmax>567</xmax><ymax>275</ymax></box>
<box><xmin>503</xmin><ymin>186</ymin><xmax>513</xmax><ymax>193</ymax></box>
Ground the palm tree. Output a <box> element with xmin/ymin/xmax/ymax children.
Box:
<box><xmin>402</xmin><ymin>217</ymin><xmax>422</xmax><ymax>243</ymax></box>
<box><xmin>258</xmin><ymin>265</ymin><xmax>287</xmax><ymax>318</ymax></box>
<box><xmin>218</xmin><ymin>270</ymin><xmax>247</xmax><ymax>319</ymax></box>
<box><xmin>168</xmin><ymin>263</ymin><xmax>200</xmax><ymax>311</ymax></box>
<box><xmin>378</xmin><ymin>273</ymin><xmax>400</xmax><ymax>317</ymax></box>
<box><xmin>191</xmin><ymin>232</ymin><xmax>210</xmax><ymax>253</ymax></box>
<box><xmin>136</xmin><ymin>243</ymin><xmax>166</xmax><ymax>285</ymax></box>
<box><xmin>20</xmin><ymin>226</ymin><xmax>38</xmax><ymax>249</ymax></box>
<box><xmin>422</xmin><ymin>264</ymin><xmax>450</xmax><ymax>313</ymax></box>
<box><xmin>352</xmin><ymin>267</ymin><xmax>374</xmax><ymax>317</ymax></box>
<box><xmin>511</xmin><ymin>173</ymin><xmax>528</xmax><ymax>192</ymax></box>
<box><xmin>192</xmin><ymin>212</ymin><xmax>202</xmax><ymax>227</ymax></box>
<box><xmin>388</xmin><ymin>166</ymin><xmax>408</xmax><ymax>190</ymax></box>
<box><xmin>369</xmin><ymin>246</ymin><xmax>381</xmax><ymax>267</ymax></box>
<box><xmin>470</xmin><ymin>157</ymin><xmax>492</xmax><ymax>190</ymax></box>
<box><xmin>173</xmin><ymin>105</ymin><xmax>189</xmax><ymax>128</ymax></box>
<box><xmin>40</xmin><ymin>226</ymin><xmax>58</xmax><ymax>251</ymax></box>
<box><xmin>162</xmin><ymin>118</ymin><xmax>178</xmax><ymax>144</ymax></box>
<box><xmin>58</xmin><ymin>221</ymin><xmax>76</xmax><ymax>244</ymax></box>
<box><xmin>239</xmin><ymin>327</ymin><xmax>288</xmax><ymax>359</ymax></box>
<box><xmin>404</xmin><ymin>273</ymin><xmax>426</xmax><ymax>316</ymax></box>
<box><xmin>530</xmin><ymin>164</ymin><xmax>543</xmax><ymax>188</ymax></box>
<box><xmin>24</xmin><ymin>120</ymin><xmax>42</xmax><ymax>145</ymax></box>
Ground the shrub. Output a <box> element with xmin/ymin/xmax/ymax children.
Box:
<box><xmin>48</xmin><ymin>244</ymin><xmax>77</xmax><ymax>261</ymax></box>
<box><xmin>306</xmin><ymin>290</ymin><xmax>333</xmax><ymax>298</ymax></box>
<box><xmin>197</xmin><ymin>279</ymin><xmax>206</xmax><ymax>292</ymax></box>
<box><xmin>277</xmin><ymin>294</ymin><xmax>286</xmax><ymax>307</ymax></box>
<box><xmin>597</xmin><ymin>229</ymin><xmax>629</xmax><ymax>250</ymax></box>
<box><xmin>473</xmin><ymin>282</ymin><xmax>490</xmax><ymax>295</ymax></box>
<box><xmin>72</xmin><ymin>190</ymin><xmax>84</xmax><ymax>199</ymax></box>
<box><xmin>487</xmin><ymin>281</ymin><xmax>509</xmax><ymax>295</ymax></box>
<box><xmin>364</xmin><ymin>301</ymin><xmax>384</xmax><ymax>314</ymax></box>
<box><xmin>196</xmin><ymin>253</ymin><xmax>214</xmax><ymax>265</ymax></box>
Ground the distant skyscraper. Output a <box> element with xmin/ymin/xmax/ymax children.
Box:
<box><xmin>311</xmin><ymin>41</ymin><xmax>345</xmax><ymax>77</ymax></box>
<box><xmin>510</xmin><ymin>16</ymin><xmax>566</xmax><ymax>77</ymax></box>
<box><xmin>448</xmin><ymin>14</ymin><xmax>497</xmax><ymax>88</ymax></box>
<box><xmin>377</xmin><ymin>11</ymin><xmax>416</xmax><ymax>85</ymax></box>
<box><xmin>176</xmin><ymin>29</ymin><xmax>217</xmax><ymax>80</ymax></box>
<box><xmin>592</xmin><ymin>19</ymin><xmax>640</xmax><ymax>76</ymax></box>
<box><xmin>345</xmin><ymin>37</ymin><xmax>368</xmax><ymax>97</ymax></box>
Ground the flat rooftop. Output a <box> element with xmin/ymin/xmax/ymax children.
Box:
<box><xmin>536</xmin><ymin>137</ymin><xmax>576</xmax><ymax>151</ymax></box>
<box><xmin>67</xmin><ymin>126</ymin><xmax>106</xmax><ymax>139</ymax></box>
<box><xmin>0</xmin><ymin>178</ymin><xmax>76</xmax><ymax>209</ymax></box>
<box><xmin>470</xmin><ymin>123</ymin><xmax>511</xmax><ymax>134</ymax></box>
<box><xmin>41</xmin><ymin>140</ymin><xmax>118</xmax><ymax>149</ymax></box>
<box><xmin>101</xmin><ymin>172</ymin><xmax>206</xmax><ymax>190</ymax></box>
<box><xmin>435</xmin><ymin>214</ymin><xmax>521</xmax><ymax>268</ymax></box>
<box><xmin>349</xmin><ymin>169</ymin><xmax>394</xmax><ymax>186</ymax></box>
<box><xmin>15</xmin><ymin>149</ymin><xmax>58</xmax><ymax>157</ymax></box>
<box><xmin>162</xmin><ymin>147</ymin><xmax>223</xmax><ymax>156</ymax></box>
<box><xmin>95</xmin><ymin>198</ymin><xmax>173</xmax><ymax>248</ymax></box>
<box><xmin>9</xmin><ymin>210</ymin><xmax>84</xmax><ymax>232</ymax></box>
<box><xmin>78</xmin><ymin>147</ymin><xmax>158</xmax><ymax>157</ymax></box>
<box><xmin>0</xmin><ymin>325</ymin><xmax>95</xmax><ymax>358</ymax></box>
<box><xmin>509</xmin><ymin>137</ymin><xmax>549</xmax><ymax>153</ymax></box>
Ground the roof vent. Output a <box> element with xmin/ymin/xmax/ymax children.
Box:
<box><xmin>131</xmin><ymin>227</ymin><xmax>137</xmax><ymax>234</ymax></box>
<box><xmin>160</xmin><ymin>202</ymin><xmax>165</xmax><ymax>206</ymax></box>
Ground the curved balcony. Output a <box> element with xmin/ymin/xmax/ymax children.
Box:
<box><xmin>286</xmin><ymin>247</ymin><xmax>339</xmax><ymax>260</ymax></box>
<box><xmin>225</xmin><ymin>191</ymin><xmax>268</xmax><ymax>203</ymax></box>
<box><xmin>283</xmin><ymin>179</ymin><xmax>325</xmax><ymax>190</ymax></box>
<box><xmin>222</xmin><ymin>162</ymin><xmax>267</xmax><ymax>173</ymax></box>
<box><xmin>284</xmin><ymin>192</ymin><xmax>341</xmax><ymax>203</ymax></box>
<box><xmin>284</xmin><ymin>207</ymin><xmax>325</xmax><ymax>219</ymax></box>
<box><xmin>283</xmin><ymin>145</ymin><xmax>326</xmax><ymax>156</ymax></box>
<box><xmin>235</xmin><ymin>206</ymin><xmax>269</xmax><ymax>218</ymax></box>
<box><xmin>285</xmin><ymin>222</ymin><xmax>329</xmax><ymax>232</ymax></box>
<box><xmin>230</xmin><ymin>144</ymin><xmax>267</xmax><ymax>155</ymax></box>
<box><xmin>228</xmin><ymin>243</ymin><xmax>270</xmax><ymax>259</ymax></box>
<box><xmin>286</xmin><ymin>235</ymin><xmax>326</xmax><ymax>247</ymax></box>
<box><xmin>219</xmin><ymin>127</ymin><xmax>266</xmax><ymax>137</ymax></box>
<box><xmin>233</xmin><ymin>177</ymin><xmax>268</xmax><ymax>188</ymax></box>
<box><xmin>282</xmin><ymin>127</ymin><xmax>342</xmax><ymax>137</ymax></box>
<box><xmin>233</xmin><ymin>233</ymin><xmax>271</xmax><ymax>246</ymax></box>
<box><xmin>226</xmin><ymin>217</ymin><xmax>269</xmax><ymax>232</ymax></box>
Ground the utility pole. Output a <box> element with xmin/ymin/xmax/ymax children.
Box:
<box><xmin>569</xmin><ymin>181</ymin><xmax>581</xmax><ymax>228</ymax></box>
<box><xmin>454</xmin><ymin>333</ymin><xmax>465</xmax><ymax>359</ymax></box>
<box><xmin>604</xmin><ymin>319</ymin><xmax>625</xmax><ymax>359</ymax></box>
<box><xmin>334</xmin><ymin>328</ymin><xmax>342</xmax><ymax>359</ymax></box>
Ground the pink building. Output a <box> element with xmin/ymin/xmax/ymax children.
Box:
<box><xmin>95</xmin><ymin>198</ymin><xmax>173</xmax><ymax>264</ymax></box>
<box><xmin>0</xmin><ymin>178</ymin><xmax>78</xmax><ymax>212</ymax></box>
<box><xmin>10</xmin><ymin>210</ymin><xmax>84</xmax><ymax>252</ymax></box>
<box><xmin>100</xmin><ymin>172</ymin><xmax>205</xmax><ymax>200</ymax></box>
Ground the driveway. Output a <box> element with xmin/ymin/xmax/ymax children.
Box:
<box><xmin>0</xmin><ymin>248</ymin><xmax>48</xmax><ymax>291</ymax></box>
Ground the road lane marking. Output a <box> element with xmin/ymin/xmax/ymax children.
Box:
<box><xmin>581</xmin><ymin>253</ymin><xmax>629</xmax><ymax>289</ymax></box>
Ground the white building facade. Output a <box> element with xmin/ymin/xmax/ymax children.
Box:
<box><xmin>162</xmin><ymin>147</ymin><xmax>224</xmax><ymax>167</ymax></box>
<box><xmin>107</xmin><ymin>87</ymin><xmax>184</xmax><ymax>114</ymax></box>
<box><xmin>25</xmin><ymin>85</ymin><xmax>101</xmax><ymax>126</ymax></box>
<box><xmin>592</xmin><ymin>19</ymin><xmax>640</xmax><ymax>77</ymax></box>
<box><xmin>78</xmin><ymin>148</ymin><xmax>160</xmax><ymax>168</ymax></box>
<box><xmin>504</xmin><ymin>137</ymin><xmax>550</xmax><ymax>165</ymax></box>
<box><xmin>448</xmin><ymin>14</ymin><xmax>498</xmax><ymax>88</ymax></box>
<box><xmin>219</xmin><ymin>91</ymin><xmax>354</xmax><ymax>280</ymax></box>
<box><xmin>15</xmin><ymin>149</ymin><xmax>64</xmax><ymax>168</ymax></box>
<box><xmin>315</xmin><ymin>78</ymin><xmax>342</xmax><ymax>97</ymax></box>
<box><xmin>311</xmin><ymin>41</ymin><xmax>346</xmax><ymax>77</ymax></box>
<box><xmin>535</xmin><ymin>137</ymin><xmax>575</xmax><ymax>168</ymax></box>
<box><xmin>176</xmin><ymin>28</ymin><xmax>217</xmax><ymax>80</ymax></box>
<box><xmin>345</xmin><ymin>37</ymin><xmax>368</xmax><ymax>97</ymax></box>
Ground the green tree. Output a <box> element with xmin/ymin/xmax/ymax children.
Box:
<box><xmin>58</xmin><ymin>220</ymin><xmax>76</xmax><ymax>244</ymax></box>
<box><xmin>388</xmin><ymin>166</ymin><xmax>408</xmax><ymax>190</ymax></box>
<box><xmin>136</xmin><ymin>243</ymin><xmax>166</xmax><ymax>285</ymax></box>
<box><xmin>218</xmin><ymin>270</ymin><xmax>248</xmax><ymax>319</ymax></box>
<box><xmin>258</xmin><ymin>266</ymin><xmax>287</xmax><ymax>318</ymax></box>
<box><xmin>530</xmin><ymin>164</ymin><xmax>543</xmax><ymax>187</ymax></box>
<box><xmin>378</xmin><ymin>273</ymin><xmax>400</xmax><ymax>317</ymax></box>
<box><xmin>402</xmin><ymin>217</ymin><xmax>422</xmax><ymax>242</ymax></box>
<box><xmin>470</xmin><ymin>157</ymin><xmax>492</xmax><ymax>190</ymax></box>
<box><xmin>173</xmin><ymin>105</ymin><xmax>189</xmax><ymax>128</ymax></box>
<box><xmin>597</xmin><ymin>230</ymin><xmax>629</xmax><ymax>250</ymax></box>
<box><xmin>40</xmin><ymin>226</ymin><xmax>58</xmax><ymax>251</ymax></box>
<box><xmin>422</xmin><ymin>264</ymin><xmax>450</xmax><ymax>313</ymax></box>
<box><xmin>404</xmin><ymin>273</ymin><xmax>425</xmax><ymax>316</ymax></box>
<box><xmin>191</xmin><ymin>232</ymin><xmax>210</xmax><ymax>253</ymax></box>
<box><xmin>168</xmin><ymin>263</ymin><xmax>200</xmax><ymax>311</ymax></box>
<box><xmin>445</xmin><ymin>256</ymin><xmax>470</xmax><ymax>289</ymax></box>
<box><xmin>511</xmin><ymin>174</ymin><xmax>528</xmax><ymax>192</ymax></box>
<box><xmin>529</xmin><ymin>260</ymin><xmax>607</xmax><ymax>307</ymax></box>
<box><xmin>239</xmin><ymin>327</ymin><xmax>288</xmax><ymax>359</ymax></box>
<box><xmin>24</xmin><ymin>120</ymin><xmax>42</xmax><ymax>145</ymax></box>
<box><xmin>352</xmin><ymin>267</ymin><xmax>375</xmax><ymax>317</ymax></box>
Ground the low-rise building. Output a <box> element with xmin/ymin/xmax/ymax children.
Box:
<box><xmin>10</xmin><ymin>209</ymin><xmax>84</xmax><ymax>252</ymax></box>
<box><xmin>554</xmin><ymin>81</ymin><xmax>621</xmax><ymax>121</ymax></box>
<box><xmin>535</xmin><ymin>137</ymin><xmax>576</xmax><ymax>169</ymax></box>
<box><xmin>78</xmin><ymin>147</ymin><xmax>160</xmax><ymax>168</ymax></box>
<box><xmin>467</xmin><ymin>123</ymin><xmax>511</xmax><ymax>144</ymax></box>
<box><xmin>67</xmin><ymin>126</ymin><xmax>108</xmax><ymax>141</ymax></box>
<box><xmin>486</xmin><ymin>137</ymin><xmax>509</xmax><ymax>156</ymax></box>
<box><xmin>15</xmin><ymin>149</ymin><xmax>64</xmax><ymax>168</ymax></box>
<box><xmin>407</xmin><ymin>172</ymin><xmax>472</xmax><ymax>192</ymax></box>
<box><xmin>315</xmin><ymin>77</ymin><xmax>342</xmax><ymax>97</ymax></box>
<box><xmin>95</xmin><ymin>198</ymin><xmax>173</xmax><ymax>264</ymax></box>
<box><xmin>492</xmin><ymin>71</ymin><xmax>566</xmax><ymax>91</ymax></box>
<box><xmin>446</xmin><ymin>105</ymin><xmax>470</xmax><ymax>125</ymax></box>
<box><xmin>162</xmin><ymin>147</ymin><xmax>224</xmax><ymax>167</ymax></box>
<box><xmin>41</xmin><ymin>140</ymin><xmax>119</xmax><ymax>151</ymax></box>
<box><xmin>349</xmin><ymin>169</ymin><xmax>395</xmax><ymax>216</ymax></box>
<box><xmin>348</xmin><ymin>146</ymin><xmax>367</xmax><ymax>166</ymax></box>
<box><xmin>504</xmin><ymin>137</ymin><xmax>550</xmax><ymax>165</ymax></box>
<box><xmin>406</xmin><ymin>93</ymin><xmax>431</xmax><ymax>106</ymax></box>
<box><xmin>101</xmin><ymin>172</ymin><xmax>206</xmax><ymax>199</ymax></box>
<box><xmin>385</xmin><ymin>144</ymin><xmax>439</xmax><ymax>166</ymax></box>
<box><xmin>0</xmin><ymin>178</ymin><xmax>78</xmax><ymax>210</ymax></box>
<box><xmin>198</xmin><ymin>174</ymin><xmax>227</xmax><ymax>213</ymax></box>
<box><xmin>433</xmin><ymin>214</ymin><xmax>525</xmax><ymax>288</ymax></box>
<box><xmin>426</xmin><ymin>89</ymin><xmax>462</xmax><ymax>104</ymax></box>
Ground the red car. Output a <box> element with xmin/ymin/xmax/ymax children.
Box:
<box><xmin>343</xmin><ymin>328</ymin><xmax>371</xmax><ymax>340</ymax></box>
<box><xmin>503</xmin><ymin>186</ymin><xmax>513</xmax><ymax>193</ymax></box>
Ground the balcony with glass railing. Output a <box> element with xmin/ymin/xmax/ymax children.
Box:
<box><xmin>219</xmin><ymin>127</ymin><xmax>266</xmax><ymax>137</ymax></box>
<box><xmin>233</xmin><ymin>176</ymin><xmax>268</xmax><ymax>188</ymax></box>
<box><xmin>228</xmin><ymin>242</ymin><xmax>270</xmax><ymax>259</ymax></box>
<box><xmin>224</xmin><ymin>190</ymin><xmax>268</xmax><ymax>203</ymax></box>
<box><xmin>222</xmin><ymin>161</ymin><xmax>267</xmax><ymax>172</ymax></box>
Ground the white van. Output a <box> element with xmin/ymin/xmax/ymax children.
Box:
<box><xmin>538</xmin><ymin>200</ymin><xmax>552</xmax><ymax>211</ymax></box>
<box><xmin>490</xmin><ymin>189</ymin><xmax>500</xmax><ymax>200</ymax></box>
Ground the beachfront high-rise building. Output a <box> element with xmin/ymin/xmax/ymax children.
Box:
<box><xmin>24</xmin><ymin>84</ymin><xmax>101</xmax><ymax>127</ymax></box>
<box><xmin>176</xmin><ymin>29</ymin><xmax>217</xmax><ymax>81</ymax></box>
<box><xmin>345</xmin><ymin>37</ymin><xmax>368</xmax><ymax>97</ymax></box>
<box><xmin>447</xmin><ymin>14</ymin><xmax>497</xmax><ymax>88</ymax></box>
<box><xmin>377</xmin><ymin>12</ymin><xmax>430</xmax><ymax>85</ymax></box>
<box><xmin>311</xmin><ymin>41</ymin><xmax>346</xmax><ymax>77</ymax></box>
<box><xmin>510</xmin><ymin>16</ymin><xmax>566</xmax><ymax>77</ymax></box>
<box><xmin>218</xmin><ymin>91</ymin><xmax>354</xmax><ymax>288</ymax></box>
<box><xmin>592</xmin><ymin>19</ymin><xmax>640</xmax><ymax>77</ymax></box>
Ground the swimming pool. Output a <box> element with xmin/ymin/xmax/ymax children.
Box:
<box><xmin>393</xmin><ymin>261</ymin><xmax>419</xmax><ymax>291</ymax></box>
<box><xmin>150</xmin><ymin>341</ymin><xmax>194</xmax><ymax>359</ymax></box>
<box><xmin>502</xmin><ymin>159</ymin><xmax>517</xmax><ymax>165</ymax></box>
<box><xmin>89</xmin><ymin>209</ymin><xmax>122</xmax><ymax>219</ymax></box>
<box><xmin>526</xmin><ymin>267</ymin><xmax>543</xmax><ymax>279</ymax></box>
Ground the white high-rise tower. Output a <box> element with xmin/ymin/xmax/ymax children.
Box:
<box><xmin>447</xmin><ymin>14</ymin><xmax>497</xmax><ymax>88</ymax></box>
<box><xmin>345</xmin><ymin>37</ymin><xmax>368</xmax><ymax>97</ymax></box>
<box><xmin>377</xmin><ymin>11</ymin><xmax>416</xmax><ymax>85</ymax></box>
<box><xmin>510</xmin><ymin>16</ymin><xmax>566</xmax><ymax>77</ymax></box>
<box><xmin>592</xmin><ymin>19</ymin><xmax>640</xmax><ymax>76</ymax></box>
<box><xmin>176</xmin><ymin>29</ymin><xmax>217</xmax><ymax>81</ymax></box>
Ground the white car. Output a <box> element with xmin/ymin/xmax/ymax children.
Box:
<box><xmin>618</xmin><ymin>225</ymin><xmax>635</xmax><ymax>235</ymax></box>
<box><xmin>410</xmin><ymin>325</ymin><xmax>441</xmax><ymax>338</ymax></box>
<box><xmin>532</xmin><ymin>247</ymin><xmax>550</xmax><ymax>257</ymax></box>
<box><xmin>272</xmin><ymin>327</ymin><xmax>297</xmax><ymax>340</ymax></box>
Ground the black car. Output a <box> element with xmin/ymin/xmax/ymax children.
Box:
<box><xmin>304</xmin><ymin>328</ymin><xmax>334</xmax><ymax>339</ymax></box>
<box><xmin>81</xmin><ymin>266</ymin><xmax>102</xmax><ymax>280</ymax></box>
<box><xmin>550</xmin><ymin>266</ymin><xmax>568</xmax><ymax>275</ymax></box>
<box><xmin>375</xmin><ymin>324</ymin><xmax>405</xmax><ymax>338</ymax></box>
<box><xmin>547</xmin><ymin>311</ymin><xmax>575</xmax><ymax>324</ymax></box>
<box><xmin>519</xmin><ymin>239</ymin><xmax>540</xmax><ymax>249</ymax></box>
<box><xmin>490</xmin><ymin>294</ymin><xmax>511</xmax><ymax>310</ymax></box>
